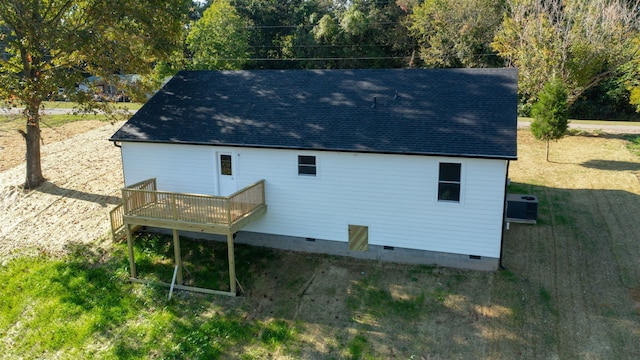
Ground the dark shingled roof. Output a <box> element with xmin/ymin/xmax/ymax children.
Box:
<box><xmin>110</xmin><ymin>68</ymin><xmax>518</xmax><ymax>159</ymax></box>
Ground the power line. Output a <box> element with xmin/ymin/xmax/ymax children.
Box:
<box><xmin>246</xmin><ymin>43</ymin><xmax>416</xmax><ymax>49</ymax></box>
<box><xmin>185</xmin><ymin>55</ymin><xmax>411</xmax><ymax>62</ymax></box>
<box><xmin>243</xmin><ymin>21</ymin><xmax>405</xmax><ymax>30</ymax></box>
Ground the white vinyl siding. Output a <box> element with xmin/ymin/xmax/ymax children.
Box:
<box><xmin>120</xmin><ymin>143</ymin><xmax>507</xmax><ymax>258</ymax></box>
<box><xmin>235</xmin><ymin>149</ymin><xmax>506</xmax><ymax>258</ymax></box>
<box><xmin>121</xmin><ymin>143</ymin><xmax>216</xmax><ymax>195</ymax></box>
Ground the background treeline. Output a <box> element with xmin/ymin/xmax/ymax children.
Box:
<box><xmin>157</xmin><ymin>0</ymin><xmax>640</xmax><ymax>120</ymax></box>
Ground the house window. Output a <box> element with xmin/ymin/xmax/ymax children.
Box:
<box><xmin>298</xmin><ymin>155</ymin><xmax>316</xmax><ymax>176</ymax></box>
<box><xmin>438</xmin><ymin>162</ymin><xmax>461</xmax><ymax>202</ymax></box>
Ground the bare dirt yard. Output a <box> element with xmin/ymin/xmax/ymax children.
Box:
<box><xmin>1</xmin><ymin>120</ymin><xmax>640</xmax><ymax>358</ymax></box>
<box><xmin>0</xmin><ymin>120</ymin><xmax>123</xmax><ymax>261</ymax></box>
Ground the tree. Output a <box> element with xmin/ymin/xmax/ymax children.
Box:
<box><xmin>492</xmin><ymin>0</ymin><xmax>640</xmax><ymax>106</ymax></box>
<box><xmin>229</xmin><ymin>0</ymin><xmax>413</xmax><ymax>70</ymax></box>
<box><xmin>407</xmin><ymin>0</ymin><xmax>506</xmax><ymax>68</ymax></box>
<box><xmin>530</xmin><ymin>78</ymin><xmax>569</xmax><ymax>161</ymax></box>
<box><xmin>0</xmin><ymin>0</ymin><xmax>189</xmax><ymax>189</ymax></box>
<box><xmin>304</xmin><ymin>0</ymin><xmax>414</xmax><ymax>69</ymax></box>
<box><xmin>186</xmin><ymin>0</ymin><xmax>250</xmax><ymax>70</ymax></box>
<box><xmin>621</xmin><ymin>36</ymin><xmax>640</xmax><ymax>112</ymax></box>
<box><xmin>231</xmin><ymin>0</ymin><xmax>320</xmax><ymax>69</ymax></box>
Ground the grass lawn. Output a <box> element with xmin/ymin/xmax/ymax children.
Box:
<box><xmin>1</xmin><ymin>101</ymin><xmax>141</xmax><ymax>129</ymax></box>
<box><xmin>1</xmin><ymin>129</ymin><xmax>640</xmax><ymax>359</ymax></box>
<box><xmin>39</xmin><ymin>101</ymin><xmax>143</xmax><ymax>111</ymax></box>
<box><xmin>519</xmin><ymin>116</ymin><xmax>640</xmax><ymax>127</ymax></box>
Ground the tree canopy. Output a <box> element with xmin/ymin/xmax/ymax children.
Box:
<box><xmin>492</xmin><ymin>0</ymin><xmax>640</xmax><ymax>106</ymax></box>
<box><xmin>186</xmin><ymin>0</ymin><xmax>250</xmax><ymax>70</ymax></box>
<box><xmin>407</xmin><ymin>0</ymin><xmax>505</xmax><ymax>68</ymax></box>
<box><xmin>0</xmin><ymin>0</ymin><xmax>189</xmax><ymax>188</ymax></box>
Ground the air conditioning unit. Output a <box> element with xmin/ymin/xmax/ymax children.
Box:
<box><xmin>506</xmin><ymin>194</ymin><xmax>538</xmax><ymax>224</ymax></box>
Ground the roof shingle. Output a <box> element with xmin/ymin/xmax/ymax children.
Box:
<box><xmin>110</xmin><ymin>68</ymin><xmax>518</xmax><ymax>159</ymax></box>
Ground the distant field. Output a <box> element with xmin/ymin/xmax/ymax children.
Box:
<box><xmin>41</xmin><ymin>101</ymin><xmax>144</xmax><ymax>110</ymax></box>
<box><xmin>519</xmin><ymin>116</ymin><xmax>640</xmax><ymax>127</ymax></box>
<box><xmin>0</xmin><ymin>101</ymin><xmax>141</xmax><ymax>130</ymax></box>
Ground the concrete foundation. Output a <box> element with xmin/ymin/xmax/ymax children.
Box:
<box><xmin>145</xmin><ymin>228</ymin><xmax>499</xmax><ymax>271</ymax></box>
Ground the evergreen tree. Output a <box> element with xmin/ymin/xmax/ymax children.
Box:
<box><xmin>531</xmin><ymin>78</ymin><xmax>569</xmax><ymax>161</ymax></box>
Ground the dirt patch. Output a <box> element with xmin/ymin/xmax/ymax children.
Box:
<box><xmin>296</xmin><ymin>263</ymin><xmax>350</xmax><ymax>323</ymax></box>
<box><xmin>0</xmin><ymin>121</ymin><xmax>124</xmax><ymax>262</ymax></box>
<box><xmin>631</xmin><ymin>287</ymin><xmax>640</xmax><ymax>315</ymax></box>
<box><xmin>0</xmin><ymin>120</ymin><xmax>108</xmax><ymax>172</ymax></box>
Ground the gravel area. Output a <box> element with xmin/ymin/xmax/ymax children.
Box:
<box><xmin>0</xmin><ymin>122</ymin><xmax>124</xmax><ymax>263</ymax></box>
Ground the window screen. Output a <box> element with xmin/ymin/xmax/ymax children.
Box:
<box><xmin>438</xmin><ymin>162</ymin><xmax>461</xmax><ymax>202</ymax></box>
<box><xmin>298</xmin><ymin>155</ymin><xmax>316</xmax><ymax>176</ymax></box>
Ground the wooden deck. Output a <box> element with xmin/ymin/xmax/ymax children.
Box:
<box><xmin>118</xmin><ymin>178</ymin><xmax>267</xmax><ymax>235</ymax></box>
<box><xmin>111</xmin><ymin>178</ymin><xmax>267</xmax><ymax>296</ymax></box>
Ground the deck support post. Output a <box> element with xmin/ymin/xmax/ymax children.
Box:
<box><xmin>227</xmin><ymin>233</ymin><xmax>237</xmax><ymax>295</ymax></box>
<box><xmin>126</xmin><ymin>224</ymin><xmax>137</xmax><ymax>278</ymax></box>
<box><xmin>173</xmin><ymin>229</ymin><xmax>183</xmax><ymax>285</ymax></box>
<box><xmin>118</xmin><ymin>179</ymin><xmax>265</xmax><ymax>296</ymax></box>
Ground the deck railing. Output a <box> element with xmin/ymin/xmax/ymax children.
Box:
<box><xmin>121</xmin><ymin>179</ymin><xmax>266</xmax><ymax>226</ymax></box>
<box><xmin>123</xmin><ymin>178</ymin><xmax>158</xmax><ymax>214</ymax></box>
<box><xmin>227</xmin><ymin>180</ymin><xmax>266</xmax><ymax>223</ymax></box>
<box><xmin>109</xmin><ymin>202</ymin><xmax>125</xmax><ymax>240</ymax></box>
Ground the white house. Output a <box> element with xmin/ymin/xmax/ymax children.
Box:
<box><xmin>110</xmin><ymin>68</ymin><xmax>518</xmax><ymax>271</ymax></box>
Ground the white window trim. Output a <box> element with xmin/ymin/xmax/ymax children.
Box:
<box><xmin>297</xmin><ymin>154</ymin><xmax>319</xmax><ymax>178</ymax></box>
<box><xmin>436</xmin><ymin>160</ymin><xmax>465</xmax><ymax>204</ymax></box>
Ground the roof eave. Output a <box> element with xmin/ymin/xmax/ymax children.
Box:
<box><xmin>111</xmin><ymin>138</ymin><xmax>517</xmax><ymax>160</ymax></box>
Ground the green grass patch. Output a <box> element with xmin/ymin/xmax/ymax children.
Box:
<box><xmin>539</xmin><ymin>286</ymin><xmax>558</xmax><ymax>316</ymax></box>
<box><xmin>428</xmin><ymin>288</ymin><xmax>448</xmax><ymax>303</ymax></box>
<box><xmin>499</xmin><ymin>269</ymin><xmax>518</xmax><ymax>283</ymax></box>
<box><xmin>1</xmin><ymin>101</ymin><xmax>141</xmax><ymax>128</ymax></box>
<box><xmin>41</xmin><ymin>101</ymin><xmax>143</xmax><ymax>110</ymax></box>
<box><xmin>41</xmin><ymin>113</ymin><xmax>112</xmax><ymax>127</ymax></box>
<box><xmin>625</xmin><ymin>135</ymin><xmax>640</xmax><ymax>157</ymax></box>
<box><xmin>0</xmin><ymin>255</ymin><xmax>138</xmax><ymax>357</ymax></box>
<box><xmin>0</xmin><ymin>242</ymin><xmax>288</xmax><ymax>359</ymax></box>
<box><xmin>131</xmin><ymin>232</ymin><xmax>277</xmax><ymax>291</ymax></box>
<box><xmin>408</xmin><ymin>264</ymin><xmax>437</xmax><ymax>276</ymax></box>
<box><xmin>1</xmin><ymin>113</ymin><xmax>111</xmax><ymax>129</ymax></box>
<box><xmin>348</xmin><ymin>333</ymin><xmax>370</xmax><ymax>360</ymax></box>
<box><xmin>260</xmin><ymin>319</ymin><xmax>295</xmax><ymax>348</ymax></box>
<box><xmin>508</xmin><ymin>182</ymin><xmax>537</xmax><ymax>194</ymax></box>
<box><xmin>347</xmin><ymin>279</ymin><xmax>428</xmax><ymax>319</ymax></box>
<box><xmin>519</xmin><ymin>116</ymin><xmax>640</xmax><ymax>127</ymax></box>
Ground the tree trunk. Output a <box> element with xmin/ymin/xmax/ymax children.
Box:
<box><xmin>546</xmin><ymin>140</ymin><xmax>550</xmax><ymax>162</ymax></box>
<box><xmin>22</xmin><ymin>105</ymin><xmax>45</xmax><ymax>189</ymax></box>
